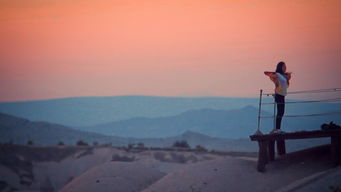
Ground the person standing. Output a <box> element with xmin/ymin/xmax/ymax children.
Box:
<box><xmin>264</xmin><ymin>61</ymin><xmax>292</xmax><ymax>133</ymax></box>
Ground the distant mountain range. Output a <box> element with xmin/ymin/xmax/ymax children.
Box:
<box><xmin>81</xmin><ymin>106</ymin><xmax>272</xmax><ymax>138</ymax></box>
<box><xmin>0</xmin><ymin>96</ymin><xmax>339</xmax><ymax>139</ymax></box>
<box><xmin>0</xmin><ymin>112</ymin><xmax>329</xmax><ymax>152</ymax></box>
<box><xmin>0</xmin><ymin>112</ymin><xmax>126</xmax><ymax>146</ymax></box>
<box><xmin>0</xmin><ymin>96</ymin><xmax>263</xmax><ymax>127</ymax></box>
<box><xmin>80</xmin><ymin>105</ymin><xmax>340</xmax><ymax>139</ymax></box>
<box><xmin>0</xmin><ymin>112</ymin><xmax>256</xmax><ymax>151</ymax></box>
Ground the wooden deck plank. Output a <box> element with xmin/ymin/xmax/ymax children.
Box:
<box><xmin>250</xmin><ymin>129</ymin><xmax>341</xmax><ymax>172</ymax></box>
<box><xmin>250</xmin><ymin>129</ymin><xmax>341</xmax><ymax>141</ymax></box>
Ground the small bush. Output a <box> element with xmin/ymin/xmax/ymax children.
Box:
<box><xmin>172</xmin><ymin>140</ymin><xmax>190</xmax><ymax>149</ymax></box>
<box><xmin>137</xmin><ymin>142</ymin><xmax>145</xmax><ymax>148</ymax></box>
<box><xmin>93</xmin><ymin>141</ymin><xmax>98</xmax><ymax>146</ymax></box>
<box><xmin>111</xmin><ymin>154</ymin><xmax>135</xmax><ymax>162</ymax></box>
<box><xmin>124</xmin><ymin>143</ymin><xmax>136</xmax><ymax>151</ymax></box>
<box><xmin>27</xmin><ymin>140</ymin><xmax>33</xmax><ymax>146</ymax></box>
<box><xmin>195</xmin><ymin>145</ymin><xmax>207</xmax><ymax>152</ymax></box>
<box><xmin>57</xmin><ymin>141</ymin><xmax>64</xmax><ymax>146</ymax></box>
<box><xmin>100</xmin><ymin>143</ymin><xmax>112</xmax><ymax>147</ymax></box>
<box><xmin>76</xmin><ymin>140</ymin><xmax>88</xmax><ymax>146</ymax></box>
<box><xmin>128</xmin><ymin>143</ymin><xmax>135</xmax><ymax>149</ymax></box>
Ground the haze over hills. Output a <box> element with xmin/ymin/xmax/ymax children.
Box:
<box><xmin>0</xmin><ymin>96</ymin><xmax>267</xmax><ymax>127</ymax></box>
<box><xmin>0</xmin><ymin>112</ymin><xmax>126</xmax><ymax>146</ymax></box>
<box><xmin>0</xmin><ymin>96</ymin><xmax>339</xmax><ymax>130</ymax></box>
<box><xmin>0</xmin><ymin>112</ymin><xmax>329</xmax><ymax>152</ymax></box>
<box><xmin>0</xmin><ymin>112</ymin><xmax>256</xmax><ymax>151</ymax></box>
<box><xmin>81</xmin><ymin>105</ymin><xmax>340</xmax><ymax>139</ymax></box>
<box><xmin>82</xmin><ymin>106</ymin><xmax>273</xmax><ymax>138</ymax></box>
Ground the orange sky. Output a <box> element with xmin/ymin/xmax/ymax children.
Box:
<box><xmin>0</xmin><ymin>0</ymin><xmax>340</xmax><ymax>102</ymax></box>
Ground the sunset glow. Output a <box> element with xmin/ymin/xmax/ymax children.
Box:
<box><xmin>1</xmin><ymin>0</ymin><xmax>340</xmax><ymax>101</ymax></box>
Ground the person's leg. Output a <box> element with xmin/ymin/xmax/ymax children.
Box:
<box><xmin>274</xmin><ymin>94</ymin><xmax>286</xmax><ymax>155</ymax></box>
<box><xmin>275</xmin><ymin>94</ymin><xmax>285</xmax><ymax>129</ymax></box>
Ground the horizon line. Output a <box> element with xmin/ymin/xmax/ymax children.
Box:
<box><xmin>0</xmin><ymin>94</ymin><xmax>261</xmax><ymax>103</ymax></box>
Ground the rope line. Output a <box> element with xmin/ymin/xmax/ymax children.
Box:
<box><xmin>259</xmin><ymin>111</ymin><xmax>341</xmax><ymax>119</ymax></box>
<box><xmin>262</xmin><ymin>88</ymin><xmax>341</xmax><ymax>96</ymax></box>
<box><xmin>257</xmin><ymin>88</ymin><xmax>341</xmax><ymax>132</ymax></box>
<box><xmin>261</xmin><ymin>97</ymin><xmax>341</xmax><ymax>105</ymax></box>
<box><xmin>288</xmin><ymin>88</ymin><xmax>341</xmax><ymax>95</ymax></box>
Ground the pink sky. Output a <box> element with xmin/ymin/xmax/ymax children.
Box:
<box><xmin>0</xmin><ymin>0</ymin><xmax>340</xmax><ymax>102</ymax></box>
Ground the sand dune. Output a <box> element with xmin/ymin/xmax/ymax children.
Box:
<box><xmin>1</xmin><ymin>144</ymin><xmax>340</xmax><ymax>192</ymax></box>
<box><xmin>59</xmin><ymin>161</ymin><xmax>165</xmax><ymax>192</ymax></box>
<box><xmin>58</xmin><ymin>146</ymin><xmax>340</xmax><ymax>192</ymax></box>
<box><xmin>58</xmin><ymin>149</ymin><xmax>223</xmax><ymax>192</ymax></box>
<box><xmin>143</xmin><ymin>145</ymin><xmax>339</xmax><ymax>192</ymax></box>
<box><xmin>32</xmin><ymin>147</ymin><xmax>117</xmax><ymax>191</ymax></box>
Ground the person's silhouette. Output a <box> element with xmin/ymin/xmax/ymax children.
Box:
<box><xmin>264</xmin><ymin>61</ymin><xmax>292</xmax><ymax>133</ymax></box>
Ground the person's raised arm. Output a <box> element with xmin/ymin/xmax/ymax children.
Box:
<box><xmin>264</xmin><ymin>71</ymin><xmax>278</xmax><ymax>84</ymax></box>
<box><xmin>264</xmin><ymin>71</ymin><xmax>274</xmax><ymax>76</ymax></box>
<box><xmin>285</xmin><ymin>72</ymin><xmax>292</xmax><ymax>80</ymax></box>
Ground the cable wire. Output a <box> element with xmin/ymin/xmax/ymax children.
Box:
<box><xmin>288</xmin><ymin>88</ymin><xmax>341</xmax><ymax>95</ymax></box>
<box><xmin>261</xmin><ymin>97</ymin><xmax>341</xmax><ymax>105</ymax></box>
<box><xmin>259</xmin><ymin>111</ymin><xmax>341</xmax><ymax>119</ymax></box>
<box><xmin>262</xmin><ymin>88</ymin><xmax>341</xmax><ymax>96</ymax></box>
<box><xmin>256</xmin><ymin>88</ymin><xmax>341</xmax><ymax>132</ymax></box>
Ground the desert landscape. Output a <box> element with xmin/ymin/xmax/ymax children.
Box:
<box><xmin>1</xmin><ymin>142</ymin><xmax>340</xmax><ymax>192</ymax></box>
<box><xmin>0</xmin><ymin>97</ymin><xmax>340</xmax><ymax>192</ymax></box>
<box><xmin>1</xmin><ymin>0</ymin><xmax>341</xmax><ymax>191</ymax></box>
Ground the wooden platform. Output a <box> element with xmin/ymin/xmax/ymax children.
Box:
<box><xmin>250</xmin><ymin>129</ymin><xmax>341</xmax><ymax>172</ymax></box>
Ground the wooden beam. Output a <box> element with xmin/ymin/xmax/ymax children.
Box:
<box><xmin>257</xmin><ymin>140</ymin><xmax>268</xmax><ymax>172</ymax></box>
<box><xmin>250</xmin><ymin>129</ymin><xmax>341</xmax><ymax>172</ymax></box>
<box><xmin>250</xmin><ymin>130</ymin><xmax>341</xmax><ymax>141</ymax></box>
<box><xmin>331</xmin><ymin>136</ymin><xmax>341</xmax><ymax>166</ymax></box>
<box><xmin>277</xmin><ymin>140</ymin><xmax>286</xmax><ymax>155</ymax></box>
<box><xmin>268</xmin><ymin>140</ymin><xmax>275</xmax><ymax>161</ymax></box>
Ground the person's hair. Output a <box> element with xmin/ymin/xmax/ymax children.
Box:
<box><xmin>275</xmin><ymin>61</ymin><xmax>286</xmax><ymax>75</ymax></box>
<box><xmin>276</xmin><ymin>61</ymin><xmax>289</xmax><ymax>85</ymax></box>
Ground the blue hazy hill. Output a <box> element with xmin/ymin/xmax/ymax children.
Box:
<box><xmin>79</xmin><ymin>106</ymin><xmax>268</xmax><ymax>138</ymax></box>
<box><xmin>81</xmin><ymin>105</ymin><xmax>340</xmax><ymax>139</ymax></box>
<box><xmin>0</xmin><ymin>96</ymin><xmax>339</xmax><ymax>130</ymax></box>
<box><xmin>0</xmin><ymin>96</ymin><xmax>262</xmax><ymax>127</ymax></box>
<box><xmin>0</xmin><ymin>112</ymin><xmax>330</xmax><ymax>152</ymax></box>
<box><xmin>1</xmin><ymin>96</ymin><xmax>340</xmax><ymax>139</ymax></box>
<box><xmin>0</xmin><ymin>112</ymin><xmax>126</xmax><ymax>146</ymax></box>
<box><xmin>0</xmin><ymin>112</ymin><xmax>260</xmax><ymax>151</ymax></box>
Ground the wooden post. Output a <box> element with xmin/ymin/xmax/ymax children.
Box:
<box><xmin>331</xmin><ymin>136</ymin><xmax>341</xmax><ymax>166</ymax></box>
<box><xmin>257</xmin><ymin>89</ymin><xmax>263</xmax><ymax>132</ymax></box>
<box><xmin>277</xmin><ymin>139</ymin><xmax>286</xmax><ymax>155</ymax></box>
<box><xmin>268</xmin><ymin>140</ymin><xmax>275</xmax><ymax>161</ymax></box>
<box><xmin>257</xmin><ymin>140</ymin><xmax>268</xmax><ymax>172</ymax></box>
<box><xmin>264</xmin><ymin>140</ymin><xmax>269</xmax><ymax>165</ymax></box>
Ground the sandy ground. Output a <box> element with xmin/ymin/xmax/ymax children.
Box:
<box><xmin>1</xmin><ymin>145</ymin><xmax>340</xmax><ymax>192</ymax></box>
<box><xmin>59</xmin><ymin>161</ymin><xmax>165</xmax><ymax>192</ymax></box>
<box><xmin>32</xmin><ymin>147</ymin><xmax>116</xmax><ymax>190</ymax></box>
<box><xmin>60</xmin><ymin>145</ymin><xmax>340</xmax><ymax>192</ymax></box>
<box><xmin>58</xmin><ymin>149</ymin><xmax>222</xmax><ymax>192</ymax></box>
<box><xmin>142</xmin><ymin>155</ymin><xmax>336</xmax><ymax>192</ymax></box>
<box><xmin>290</xmin><ymin>166</ymin><xmax>341</xmax><ymax>192</ymax></box>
